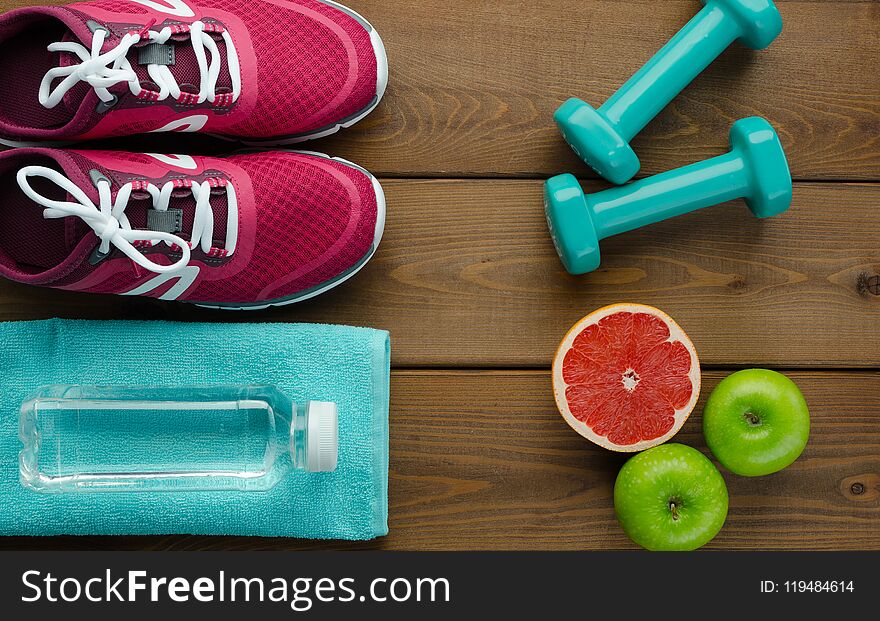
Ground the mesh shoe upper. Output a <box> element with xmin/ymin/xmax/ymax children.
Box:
<box><xmin>192</xmin><ymin>151</ymin><xmax>381</xmax><ymax>302</ymax></box>
<box><xmin>206</xmin><ymin>0</ymin><xmax>382</xmax><ymax>139</ymax></box>
<box><xmin>0</xmin><ymin>148</ymin><xmax>383</xmax><ymax>306</ymax></box>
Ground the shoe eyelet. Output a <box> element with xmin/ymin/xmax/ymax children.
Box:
<box><xmin>86</xmin><ymin>20</ymin><xmax>109</xmax><ymax>36</ymax></box>
<box><xmin>88</xmin><ymin>246</ymin><xmax>111</xmax><ymax>266</ymax></box>
<box><xmin>89</xmin><ymin>169</ymin><xmax>110</xmax><ymax>188</ymax></box>
<box><xmin>96</xmin><ymin>95</ymin><xmax>118</xmax><ymax>114</ymax></box>
<box><xmin>86</xmin><ymin>21</ymin><xmax>118</xmax><ymax>115</ymax></box>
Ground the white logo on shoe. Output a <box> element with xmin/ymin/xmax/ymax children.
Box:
<box><xmin>122</xmin><ymin>265</ymin><xmax>201</xmax><ymax>300</ymax></box>
<box><xmin>128</xmin><ymin>0</ymin><xmax>195</xmax><ymax>17</ymax></box>
<box><xmin>145</xmin><ymin>153</ymin><xmax>198</xmax><ymax>170</ymax></box>
<box><xmin>149</xmin><ymin>115</ymin><xmax>209</xmax><ymax>134</ymax></box>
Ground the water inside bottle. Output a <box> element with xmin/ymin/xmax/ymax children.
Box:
<box><xmin>22</xmin><ymin>398</ymin><xmax>280</xmax><ymax>489</ymax></box>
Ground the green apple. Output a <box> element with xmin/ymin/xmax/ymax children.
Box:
<box><xmin>614</xmin><ymin>444</ymin><xmax>728</xmax><ymax>551</ymax></box>
<box><xmin>703</xmin><ymin>369</ymin><xmax>810</xmax><ymax>477</ymax></box>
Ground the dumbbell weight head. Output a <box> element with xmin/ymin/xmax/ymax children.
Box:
<box><xmin>729</xmin><ymin>116</ymin><xmax>792</xmax><ymax>218</ymax></box>
<box><xmin>545</xmin><ymin>117</ymin><xmax>792</xmax><ymax>276</ymax></box>
<box><xmin>544</xmin><ymin>173</ymin><xmax>602</xmax><ymax>275</ymax></box>
<box><xmin>556</xmin><ymin>0</ymin><xmax>783</xmax><ymax>186</ymax></box>
<box><xmin>707</xmin><ymin>0</ymin><xmax>783</xmax><ymax>50</ymax></box>
<box><xmin>554</xmin><ymin>98</ymin><xmax>641</xmax><ymax>186</ymax></box>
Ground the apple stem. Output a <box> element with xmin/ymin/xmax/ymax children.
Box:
<box><xmin>743</xmin><ymin>411</ymin><xmax>762</xmax><ymax>426</ymax></box>
<box><xmin>669</xmin><ymin>500</ymin><xmax>681</xmax><ymax>522</ymax></box>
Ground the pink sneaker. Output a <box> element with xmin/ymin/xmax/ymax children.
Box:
<box><xmin>0</xmin><ymin>0</ymin><xmax>388</xmax><ymax>145</ymax></box>
<box><xmin>0</xmin><ymin>148</ymin><xmax>385</xmax><ymax>308</ymax></box>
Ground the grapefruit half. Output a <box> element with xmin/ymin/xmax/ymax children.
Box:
<box><xmin>553</xmin><ymin>304</ymin><xmax>700</xmax><ymax>452</ymax></box>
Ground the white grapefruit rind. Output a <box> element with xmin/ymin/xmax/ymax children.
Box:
<box><xmin>552</xmin><ymin>303</ymin><xmax>701</xmax><ymax>453</ymax></box>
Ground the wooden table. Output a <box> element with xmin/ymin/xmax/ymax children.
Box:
<box><xmin>1</xmin><ymin>0</ymin><xmax>878</xmax><ymax>550</ymax></box>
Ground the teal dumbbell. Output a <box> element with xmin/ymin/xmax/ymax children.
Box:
<box><xmin>556</xmin><ymin>0</ymin><xmax>783</xmax><ymax>185</ymax></box>
<box><xmin>544</xmin><ymin>117</ymin><xmax>791</xmax><ymax>275</ymax></box>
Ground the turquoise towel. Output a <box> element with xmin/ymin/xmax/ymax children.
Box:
<box><xmin>0</xmin><ymin>319</ymin><xmax>390</xmax><ymax>540</ymax></box>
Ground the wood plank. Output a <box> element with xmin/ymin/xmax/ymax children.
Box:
<box><xmin>327</xmin><ymin>0</ymin><xmax>880</xmax><ymax>179</ymax></box>
<box><xmin>1</xmin><ymin>181</ymin><xmax>878</xmax><ymax>367</ymax></box>
<box><xmin>0</xmin><ymin>1</ymin><xmax>876</xmax><ymax>179</ymax></box>
<box><xmin>2</xmin><ymin>370</ymin><xmax>877</xmax><ymax>550</ymax></box>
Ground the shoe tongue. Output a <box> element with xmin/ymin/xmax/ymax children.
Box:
<box><xmin>124</xmin><ymin>188</ymin><xmax>230</xmax><ymax>249</ymax></box>
<box><xmin>57</xmin><ymin>191</ymin><xmax>230</xmax><ymax>254</ymax></box>
<box><xmin>52</xmin><ymin>16</ymin><xmax>235</xmax><ymax>111</ymax></box>
<box><xmin>49</xmin><ymin>152</ymin><xmax>230</xmax><ymax>254</ymax></box>
<box><xmin>127</xmin><ymin>27</ymin><xmax>234</xmax><ymax>100</ymax></box>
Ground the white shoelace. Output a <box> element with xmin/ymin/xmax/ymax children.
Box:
<box><xmin>16</xmin><ymin>166</ymin><xmax>238</xmax><ymax>274</ymax></box>
<box><xmin>39</xmin><ymin>21</ymin><xmax>241</xmax><ymax>109</ymax></box>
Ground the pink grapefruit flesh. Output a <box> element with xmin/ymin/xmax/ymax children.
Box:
<box><xmin>553</xmin><ymin>304</ymin><xmax>701</xmax><ymax>452</ymax></box>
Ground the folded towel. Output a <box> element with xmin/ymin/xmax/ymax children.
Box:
<box><xmin>0</xmin><ymin>319</ymin><xmax>390</xmax><ymax>540</ymax></box>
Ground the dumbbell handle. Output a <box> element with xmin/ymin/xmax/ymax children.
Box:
<box><xmin>589</xmin><ymin>150</ymin><xmax>747</xmax><ymax>239</ymax></box>
<box><xmin>601</xmin><ymin>3</ymin><xmax>741</xmax><ymax>140</ymax></box>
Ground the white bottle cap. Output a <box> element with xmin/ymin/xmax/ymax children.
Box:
<box><xmin>306</xmin><ymin>401</ymin><xmax>338</xmax><ymax>472</ymax></box>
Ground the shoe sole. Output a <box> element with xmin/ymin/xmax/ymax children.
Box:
<box><xmin>0</xmin><ymin>0</ymin><xmax>389</xmax><ymax>148</ymax></box>
<box><xmin>192</xmin><ymin>150</ymin><xmax>386</xmax><ymax>311</ymax></box>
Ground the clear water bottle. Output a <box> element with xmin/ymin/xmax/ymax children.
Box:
<box><xmin>18</xmin><ymin>385</ymin><xmax>338</xmax><ymax>493</ymax></box>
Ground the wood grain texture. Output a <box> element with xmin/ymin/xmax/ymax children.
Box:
<box><xmin>334</xmin><ymin>0</ymin><xmax>880</xmax><ymax>179</ymax></box>
<box><xmin>0</xmin><ymin>0</ymin><xmax>876</xmax><ymax>179</ymax></box>
<box><xmin>321</xmin><ymin>0</ymin><xmax>880</xmax><ymax>180</ymax></box>
<box><xmin>1</xmin><ymin>181</ymin><xmax>877</xmax><ymax>368</ymax></box>
<box><xmin>0</xmin><ymin>0</ymin><xmax>876</xmax><ymax>554</ymax></box>
<box><xmin>1</xmin><ymin>370</ymin><xmax>877</xmax><ymax>551</ymax></box>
